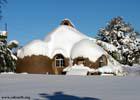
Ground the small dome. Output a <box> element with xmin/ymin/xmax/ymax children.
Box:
<box><xmin>17</xmin><ymin>40</ymin><xmax>49</xmax><ymax>58</ymax></box>
<box><xmin>60</xmin><ymin>19</ymin><xmax>74</xmax><ymax>27</ymax></box>
<box><xmin>71</xmin><ymin>39</ymin><xmax>107</xmax><ymax>62</ymax></box>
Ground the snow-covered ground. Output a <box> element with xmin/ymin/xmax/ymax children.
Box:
<box><xmin>0</xmin><ymin>74</ymin><xmax>140</xmax><ymax>100</ymax></box>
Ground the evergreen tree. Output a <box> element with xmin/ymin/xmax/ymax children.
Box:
<box><xmin>97</xmin><ymin>16</ymin><xmax>140</xmax><ymax>65</ymax></box>
<box><xmin>0</xmin><ymin>31</ymin><xmax>18</xmax><ymax>72</ymax></box>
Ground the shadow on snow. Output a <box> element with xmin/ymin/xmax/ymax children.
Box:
<box><xmin>34</xmin><ymin>91</ymin><xmax>101</xmax><ymax>100</ymax></box>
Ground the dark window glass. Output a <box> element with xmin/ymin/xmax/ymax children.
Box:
<box><xmin>55</xmin><ymin>54</ymin><xmax>65</xmax><ymax>68</ymax></box>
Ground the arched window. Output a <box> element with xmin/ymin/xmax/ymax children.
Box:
<box><xmin>99</xmin><ymin>55</ymin><xmax>107</xmax><ymax>67</ymax></box>
<box><xmin>55</xmin><ymin>54</ymin><xmax>65</xmax><ymax>68</ymax></box>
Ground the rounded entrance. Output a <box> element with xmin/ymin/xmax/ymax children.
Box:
<box><xmin>54</xmin><ymin>54</ymin><xmax>65</xmax><ymax>68</ymax></box>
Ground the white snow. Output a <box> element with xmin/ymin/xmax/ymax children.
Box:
<box><xmin>98</xmin><ymin>66</ymin><xmax>114</xmax><ymax>73</ymax></box>
<box><xmin>11</xmin><ymin>53</ymin><xmax>17</xmax><ymax>60</ymax></box>
<box><xmin>8</xmin><ymin>40</ymin><xmax>19</xmax><ymax>46</ymax></box>
<box><xmin>98</xmin><ymin>65</ymin><xmax>123</xmax><ymax>75</ymax></box>
<box><xmin>0</xmin><ymin>31</ymin><xmax>7</xmax><ymax>36</ymax></box>
<box><xmin>71</xmin><ymin>39</ymin><xmax>107</xmax><ymax>62</ymax></box>
<box><xmin>0</xmin><ymin>74</ymin><xmax>140</xmax><ymax>100</ymax></box>
<box><xmin>17</xmin><ymin>40</ymin><xmax>49</xmax><ymax>58</ymax></box>
<box><xmin>66</xmin><ymin>70</ymin><xmax>88</xmax><ymax>76</ymax></box>
<box><xmin>96</xmin><ymin>40</ymin><xmax>118</xmax><ymax>52</ymax></box>
<box><xmin>7</xmin><ymin>48</ymin><xmax>18</xmax><ymax>60</ymax></box>
<box><xmin>0</xmin><ymin>72</ymin><xmax>15</xmax><ymax>74</ymax></box>
<box><xmin>64</xmin><ymin>63</ymin><xmax>123</xmax><ymax>76</ymax></box>
<box><xmin>122</xmin><ymin>64</ymin><xmax>140</xmax><ymax>76</ymax></box>
<box><xmin>44</xmin><ymin>25</ymin><xmax>91</xmax><ymax>58</ymax></box>
<box><xmin>122</xmin><ymin>36</ymin><xmax>133</xmax><ymax>44</ymax></box>
<box><xmin>64</xmin><ymin>64</ymin><xmax>95</xmax><ymax>75</ymax></box>
<box><xmin>137</xmin><ymin>38</ymin><xmax>140</xmax><ymax>42</ymax></box>
<box><xmin>97</xmin><ymin>64</ymin><xmax>140</xmax><ymax>76</ymax></box>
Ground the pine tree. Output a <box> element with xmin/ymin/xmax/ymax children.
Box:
<box><xmin>97</xmin><ymin>16</ymin><xmax>140</xmax><ymax>65</ymax></box>
<box><xmin>0</xmin><ymin>31</ymin><xmax>18</xmax><ymax>72</ymax></box>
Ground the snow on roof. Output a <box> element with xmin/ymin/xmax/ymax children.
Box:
<box><xmin>71</xmin><ymin>39</ymin><xmax>107</xmax><ymax>62</ymax></box>
<box><xmin>44</xmin><ymin>25</ymin><xmax>91</xmax><ymax>58</ymax></box>
<box><xmin>17</xmin><ymin>40</ymin><xmax>49</xmax><ymax>58</ymax></box>
<box><xmin>17</xmin><ymin>19</ymin><xmax>94</xmax><ymax>59</ymax></box>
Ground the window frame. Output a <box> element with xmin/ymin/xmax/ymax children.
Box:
<box><xmin>55</xmin><ymin>54</ymin><xmax>65</xmax><ymax>68</ymax></box>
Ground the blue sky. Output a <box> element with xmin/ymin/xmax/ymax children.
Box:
<box><xmin>0</xmin><ymin>0</ymin><xmax>140</xmax><ymax>46</ymax></box>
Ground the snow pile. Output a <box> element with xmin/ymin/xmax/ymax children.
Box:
<box><xmin>71</xmin><ymin>39</ymin><xmax>107</xmax><ymax>62</ymax></box>
<box><xmin>64</xmin><ymin>63</ymin><xmax>124</xmax><ymax>76</ymax></box>
<box><xmin>98</xmin><ymin>65</ymin><xmax>123</xmax><ymax>75</ymax></box>
<box><xmin>17</xmin><ymin>40</ymin><xmax>49</xmax><ymax>58</ymax></box>
<box><xmin>97</xmin><ymin>64</ymin><xmax>140</xmax><ymax>76</ymax></box>
<box><xmin>0</xmin><ymin>72</ymin><xmax>15</xmax><ymax>74</ymax></box>
<box><xmin>64</xmin><ymin>64</ymin><xmax>95</xmax><ymax>75</ymax></box>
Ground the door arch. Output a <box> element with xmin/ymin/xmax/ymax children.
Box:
<box><xmin>54</xmin><ymin>54</ymin><xmax>65</xmax><ymax>68</ymax></box>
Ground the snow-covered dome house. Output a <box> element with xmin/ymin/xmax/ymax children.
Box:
<box><xmin>16</xmin><ymin>19</ymin><xmax>108</xmax><ymax>74</ymax></box>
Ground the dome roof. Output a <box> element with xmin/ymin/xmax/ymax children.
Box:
<box><xmin>44</xmin><ymin>21</ymin><xmax>91</xmax><ymax>58</ymax></box>
<box><xmin>18</xmin><ymin>19</ymin><xmax>94</xmax><ymax>59</ymax></box>
<box><xmin>71</xmin><ymin>39</ymin><xmax>107</xmax><ymax>62</ymax></box>
<box><xmin>17</xmin><ymin>40</ymin><xmax>49</xmax><ymax>58</ymax></box>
